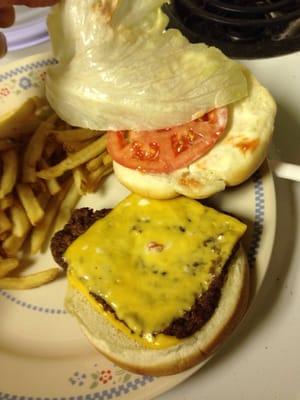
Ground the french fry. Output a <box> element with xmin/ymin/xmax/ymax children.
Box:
<box><xmin>63</xmin><ymin>139</ymin><xmax>94</xmax><ymax>153</ymax></box>
<box><xmin>0</xmin><ymin>258</ymin><xmax>19</xmax><ymax>278</ymax></box>
<box><xmin>0</xmin><ymin>149</ymin><xmax>18</xmax><ymax>199</ymax></box>
<box><xmin>22</xmin><ymin>113</ymin><xmax>57</xmax><ymax>183</ymax></box>
<box><xmin>46</xmin><ymin>177</ymin><xmax>61</xmax><ymax>196</ymax></box>
<box><xmin>0</xmin><ymin>193</ymin><xmax>14</xmax><ymax>210</ymax></box>
<box><xmin>37</xmin><ymin>134</ymin><xmax>107</xmax><ymax>180</ymax></box>
<box><xmin>10</xmin><ymin>200</ymin><xmax>31</xmax><ymax>238</ymax></box>
<box><xmin>86</xmin><ymin>164</ymin><xmax>113</xmax><ymax>193</ymax></box>
<box><xmin>51</xmin><ymin>128</ymin><xmax>102</xmax><ymax>142</ymax></box>
<box><xmin>72</xmin><ymin>166</ymin><xmax>87</xmax><ymax>195</ymax></box>
<box><xmin>0</xmin><ymin>209</ymin><xmax>11</xmax><ymax>234</ymax></box>
<box><xmin>16</xmin><ymin>183</ymin><xmax>44</xmax><ymax>225</ymax></box>
<box><xmin>86</xmin><ymin>153</ymin><xmax>105</xmax><ymax>172</ymax></box>
<box><xmin>39</xmin><ymin>160</ymin><xmax>61</xmax><ymax>195</ymax></box>
<box><xmin>30</xmin><ymin>181</ymin><xmax>71</xmax><ymax>254</ymax></box>
<box><xmin>0</xmin><ymin>96</ymin><xmax>111</xmax><ymax>291</ymax></box>
<box><xmin>102</xmin><ymin>152</ymin><xmax>112</xmax><ymax>166</ymax></box>
<box><xmin>0</xmin><ymin>268</ymin><xmax>61</xmax><ymax>290</ymax></box>
<box><xmin>2</xmin><ymin>232</ymin><xmax>30</xmax><ymax>257</ymax></box>
<box><xmin>53</xmin><ymin>182</ymin><xmax>80</xmax><ymax>233</ymax></box>
<box><xmin>42</xmin><ymin>139</ymin><xmax>58</xmax><ymax>159</ymax></box>
<box><xmin>88</xmin><ymin>165</ymin><xmax>107</xmax><ymax>184</ymax></box>
<box><xmin>34</xmin><ymin>104</ymin><xmax>52</xmax><ymax>120</ymax></box>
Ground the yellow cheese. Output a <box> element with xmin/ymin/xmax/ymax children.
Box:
<box><xmin>65</xmin><ymin>194</ymin><xmax>246</xmax><ymax>348</ymax></box>
<box><xmin>68</xmin><ymin>271</ymin><xmax>180</xmax><ymax>349</ymax></box>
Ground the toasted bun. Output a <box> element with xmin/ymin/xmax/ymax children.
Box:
<box><xmin>65</xmin><ymin>246</ymin><xmax>249</xmax><ymax>376</ymax></box>
<box><xmin>113</xmin><ymin>68</ymin><xmax>276</xmax><ymax>199</ymax></box>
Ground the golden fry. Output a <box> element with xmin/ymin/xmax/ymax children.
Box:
<box><xmin>72</xmin><ymin>166</ymin><xmax>87</xmax><ymax>195</ymax></box>
<box><xmin>22</xmin><ymin>113</ymin><xmax>58</xmax><ymax>183</ymax></box>
<box><xmin>86</xmin><ymin>153</ymin><xmax>104</xmax><ymax>172</ymax></box>
<box><xmin>0</xmin><ymin>268</ymin><xmax>61</xmax><ymax>290</ymax></box>
<box><xmin>16</xmin><ymin>183</ymin><xmax>44</xmax><ymax>225</ymax></box>
<box><xmin>0</xmin><ymin>193</ymin><xmax>14</xmax><ymax>210</ymax></box>
<box><xmin>102</xmin><ymin>152</ymin><xmax>112</xmax><ymax>166</ymax></box>
<box><xmin>37</xmin><ymin>134</ymin><xmax>107</xmax><ymax>180</ymax></box>
<box><xmin>43</xmin><ymin>139</ymin><xmax>58</xmax><ymax>159</ymax></box>
<box><xmin>0</xmin><ymin>209</ymin><xmax>11</xmax><ymax>234</ymax></box>
<box><xmin>52</xmin><ymin>128</ymin><xmax>102</xmax><ymax>142</ymax></box>
<box><xmin>0</xmin><ymin>96</ymin><xmax>112</xmax><ymax>290</ymax></box>
<box><xmin>89</xmin><ymin>163</ymin><xmax>112</xmax><ymax>182</ymax></box>
<box><xmin>53</xmin><ymin>182</ymin><xmax>80</xmax><ymax>233</ymax></box>
<box><xmin>30</xmin><ymin>181</ymin><xmax>71</xmax><ymax>254</ymax></box>
<box><xmin>39</xmin><ymin>160</ymin><xmax>61</xmax><ymax>195</ymax></box>
<box><xmin>86</xmin><ymin>164</ymin><xmax>113</xmax><ymax>193</ymax></box>
<box><xmin>10</xmin><ymin>201</ymin><xmax>31</xmax><ymax>238</ymax></box>
<box><xmin>63</xmin><ymin>139</ymin><xmax>94</xmax><ymax>153</ymax></box>
<box><xmin>34</xmin><ymin>104</ymin><xmax>52</xmax><ymax>120</ymax></box>
<box><xmin>88</xmin><ymin>165</ymin><xmax>106</xmax><ymax>183</ymax></box>
<box><xmin>0</xmin><ymin>258</ymin><xmax>19</xmax><ymax>278</ymax></box>
<box><xmin>0</xmin><ymin>149</ymin><xmax>18</xmax><ymax>199</ymax></box>
<box><xmin>46</xmin><ymin>177</ymin><xmax>61</xmax><ymax>196</ymax></box>
<box><xmin>2</xmin><ymin>232</ymin><xmax>30</xmax><ymax>257</ymax></box>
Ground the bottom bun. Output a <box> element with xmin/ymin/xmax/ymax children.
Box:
<box><xmin>65</xmin><ymin>246</ymin><xmax>249</xmax><ymax>376</ymax></box>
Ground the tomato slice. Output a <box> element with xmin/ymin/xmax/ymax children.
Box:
<box><xmin>107</xmin><ymin>107</ymin><xmax>228</xmax><ymax>173</ymax></box>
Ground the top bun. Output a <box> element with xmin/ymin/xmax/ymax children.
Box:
<box><xmin>113</xmin><ymin>68</ymin><xmax>276</xmax><ymax>199</ymax></box>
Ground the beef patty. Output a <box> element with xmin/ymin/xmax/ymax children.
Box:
<box><xmin>51</xmin><ymin>207</ymin><xmax>233</xmax><ymax>339</ymax></box>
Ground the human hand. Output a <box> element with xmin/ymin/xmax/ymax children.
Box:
<box><xmin>0</xmin><ymin>0</ymin><xmax>58</xmax><ymax>57</ymax></box>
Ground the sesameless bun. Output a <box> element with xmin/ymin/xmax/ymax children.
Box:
<box><xmin>113</xmin><ymin>68</ymin><xmax>276</xmax><ymax>199</ymax></box>
<box><xmin>65</xmin><ymin>246</ymin><xmax>249</xmax><ymax>376</ymax></box>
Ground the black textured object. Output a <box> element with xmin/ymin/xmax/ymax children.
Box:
<box><xmin>163</xmin><ymin>0</ymin><xmax>300</xmax><ymax>58</ymax></box>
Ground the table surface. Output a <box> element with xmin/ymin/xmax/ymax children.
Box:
<box><xmin>1</xmin><ymin>40</ymin><xmax>299</xmax><ymax>400</ymax></box>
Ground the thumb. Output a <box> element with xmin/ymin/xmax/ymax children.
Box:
<box><xmin>0</xmin><ymin>7</ymin><xmax>15</xmax><ymax>28</ymax></box>
<box><xmin>0</xmin><ymin>32</ymin><xmax>7</xmax><ymax>58</ymax></box>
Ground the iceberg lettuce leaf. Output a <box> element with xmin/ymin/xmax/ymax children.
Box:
<box><xmin>46</xmin><ymin>0</ymin><xmax>248</xmax><ymax>130</ymax></box>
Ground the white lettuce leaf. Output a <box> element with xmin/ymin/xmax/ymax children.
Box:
<box><xmin>46</xmin><ymin>0</ymin><xmax>248</xmax><ymax>131</ymax></box>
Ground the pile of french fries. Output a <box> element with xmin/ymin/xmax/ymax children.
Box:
<box><xmin>0</xmin><ymin>97</ymin><xmax>112</xmax><ymax>290</ymax></box>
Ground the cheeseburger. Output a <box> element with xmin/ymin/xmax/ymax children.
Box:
<box><xmin>51</xmin><ymin>194</ymin><xmax>249</xmax><ymax>376</ymax></box>
<box><xmin>45</xmin><ymin>0</ymin><xmax>274</xmax><ymax>376</ymax></box>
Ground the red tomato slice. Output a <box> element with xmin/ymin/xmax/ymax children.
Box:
<box><xmin>107</xmin><ymin>107</ymin><xmax>228</xmax><ymax>173</ymax></box>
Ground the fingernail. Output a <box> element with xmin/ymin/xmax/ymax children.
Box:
<box><xmin>0</xmin><ymin>33</ymin><xmax>7</xmax><ymax>58</ymax></box>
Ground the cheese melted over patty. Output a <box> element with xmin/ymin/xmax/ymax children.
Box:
<box><xmin>63</xmin><ymin>194</ymin><xmax>246</xmax><ymax>347</ymax></box>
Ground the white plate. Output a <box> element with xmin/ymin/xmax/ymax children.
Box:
<box><xmin>0</xmin><ymin>53</ymin><xmax>276</xmax><ymax>400</ymax></box>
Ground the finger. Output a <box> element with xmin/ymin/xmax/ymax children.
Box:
<box><xmin>0</xmin><ymin>6</ymin><xmax>15</xmax><ymax>28</ymax></box>
<box><xmin>0</xmin><ymin>0</ymin><xmax>57</xmax><ymax>6</ymax></box>
<box><xmin>0</xmin><ymin>32</ymin><xmax>7</xmax><ymax>58</ymax></box>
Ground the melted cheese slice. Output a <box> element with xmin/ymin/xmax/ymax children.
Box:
<box><xmin>65</xmin><ymin>194</ymin><xmax>246</xmax><ymax>347</ymax></box>
<box><xmin>68</xmin><ymin>271</ymin><xmax>180</xmax><ymax>349</ymax></box>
